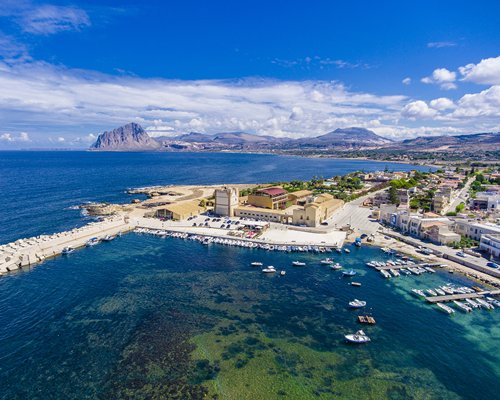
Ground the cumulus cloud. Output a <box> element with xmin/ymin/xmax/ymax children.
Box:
<box><xmin>421</xmin><ymin>68</ymin><xmax>457</xmax><ymax>90</ymax></box>
<box><xmin>459</xmin><ymin>56</ymin><xmax>500</xmax><ymax>85</ymax></box>
<box><xmin>402</xmin><ymin>77</ymin><xmax>411</xmax><ymax>85</ymax></box>
<box><xmin>429</xmin><ymin>97</ymin><xmax>455</xmax><ymax>110</ymax></box>
<box><xmin>452</xmin><ymin>85</ymin><xmax>500</xmax><ymax>118</ymax></box>
<box><xmin>401</xmin><ymin>100</ymin><xmax>437</xmax><ymax>119</ymax></box>
<box><xmin>0</xmin><ymin>1</ymin><xmax>90</xmax><ymax>35</ymax></box>
<box><xmin>0</xmin><ymin>131</ymin><xmax>31</xmax><ymax>142</ymax></box>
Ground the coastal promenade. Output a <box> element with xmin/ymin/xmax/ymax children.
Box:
<box><xmin>0</xmin><ymin>216</ymin><xmax>132</xmax><ymax>275</ymax></box>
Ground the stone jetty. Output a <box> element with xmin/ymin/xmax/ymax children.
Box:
<box><xmin>0</xmin><ymin>216</ymin><xmax>131</xmax><ymax>275</ymax></box>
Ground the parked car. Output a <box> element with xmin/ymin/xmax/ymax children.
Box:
<box><xmin>487</xmin><ymin>262</ymin><xmax>499</xmax><ymax>269</ymax></box>
<box><xmin>456</xmin><ymin>251</ymin><xmax>466</xmax><ymax>258</ymax></box>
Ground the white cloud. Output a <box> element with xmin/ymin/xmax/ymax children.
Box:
<box><xmin>427</xmin><ymin>41</ymin><xmax>457</xmax><ymax>49</ymax></box>
<box><xmin>421</xmin><ymin>68</ymin><xmax>457</xmax><ymax>90</ymax></box>
<box><xmin>401</xmin><ymin>100</ymin><xmax>437</xmax><ymax>119</ymax></box>
<box><xmin>57</xmin><ymin>136</ymin><xmax>65</xmax><ymax>142</ymax></box>
<box><xmin>429</xmin><ymin>97</ymin><xmax>455</xmax><ymax>110</ymax></box>
<box><xmin>0</xmin><ymin>131</ymin><xmax>30</xmax><ymax>142</ymax></box>
<box><xmin>402</xmin><ymin>77</ymin><xmax>411</xmax><ymax>85</ymax></box>
<box><xmin>459</xmin><ymin>56</ymin><xmax>500</xmax><ymax>85</ymax></box>
<box><xmin>0</xmin><ymin>1</ymin><xmax>90</xmax><ymax>35</ymax></box>
<box><xmin>452</xmin><ymin>85</ymin><xmax>500</xmax><ymax>118</ymax></box>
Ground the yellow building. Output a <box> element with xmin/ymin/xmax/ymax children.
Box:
<box><xmin>292</xmin><ymin>194</ymin><xmax>344</xmax><ymax>227</ymax></box>
<box><xmin>234</xmin><ymin>205</ymin><xmax>289</xmax><ymax>223</ymax></box>
<box><xmin>288</xmin><ymin>190</ymin><xmax>313</xmax><ymax>205</ymax></box>
<box><xmin>155</xmin><ymin>200</ymin><xmax>205</xmax><ymax>220</ymax></box>
<box><xmin>247</xmin><ymin>187</ymin><xmax>288</xmax><ymax>210</ymax></box>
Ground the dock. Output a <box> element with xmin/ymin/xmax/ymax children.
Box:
<box><xmin>425</xmin><ymin>289</ymin><xmax>500</xmax><ymax>303</ymax></box>
<box><xmin>0</xmin><ymin>216</ymin><xmax>132</xmax><ymax>275</ymax></box>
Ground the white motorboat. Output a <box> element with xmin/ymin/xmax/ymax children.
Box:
<box><xmin>389</xmin><ymin>269</ymin><xmax>400</xmax><ymax>277</ymax></box>
<box><xmin>436</xmin><ymin>302</ymin><xmax>455</xmax><ymax>315</ymax></box>
<box><xmin>280</xmin><ymin>270</ymin><xmax>286</xmax><ymax>276</ymax></box>
<box><xmin>101</xmin><ymin>235</ymin><xmax>116</xmax><ymax>242</ymax></box>
<box><xmin>411</xmin><ymin>289</ymin><xmax>425</xmax><ymax>297</ymax></box>
<box><xmin>344</xmin><ymin>330</ymin><xmax>370</xmax><ymax>344</ymax></box>
<box><xmin>330</xmin><ymin>263</ymin><xmax>342</xmax><ymax>270</ymax></box>
<box><xmin>292</xmin><ymin>261</ymin><xmax>306</xmax><ymax>267</ymax></box>
<box><xmin>85</xmin><ymin>237</ymin><xmax>99</xmax><ymax>247</ymax></box>
<box><xmin>344</xmin><ymin>248</ymin><xmax>351</xmax><ymax>254</ymax></box>
<box><xmin>380</xmin><ymin>270</ymin><xmax>391</xmax><ymax>279</ymax></box>
<box><xmin>476</xmin><ymin>298</ymin><xmax>494</xmax><ymax>310</ymax></box>
<box><xmin>435</xmin><ymin>288</ymin><xmax>446</xmax><ymax>296</ymax></box>
<box><xmin>343</xmin><ymin>269</ymin><xmax>357</xmax><ymax>277</ymax></box>
<box><xmin>61</xmin><ymin>247</ymin><xmax>75</xmax><ymax>255</ymax></box>
<box><xmin>453</xmin><ymin>301</ymin><xmax>472</xmax><ymax>313</ymax></box>
<box><xmin>251</xmin><ymin>262</ymin><xmax>263</xmax><ymax>267</ymax></box>
<box><xmin>348</xmin><ymin>299</ymin><xmax>367</xmax><ymax>308</ymax></box>
<box><xmin>262</xmin><ymin>266</ymin><xmax>276</xmax><ymax>273</ymax></box>
<box><xmin>426</xmin><ymin>289</ymin><xmax>437</xmax><ymax>296</ymax></box>
<box><xmin>321</xmin><ymin>258</ymin><xmax>334</xmax><ymax>265</ymax></box>
<box><xmin>465</xmin><ymin>298</ymin><xmax>480</xmax><ymax>308</ymax></box>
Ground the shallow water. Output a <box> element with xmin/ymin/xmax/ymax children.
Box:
<box><xmin>0</xmin><ymin>234</ymin><xmax>498</xmax><ymax>399</ymax></box>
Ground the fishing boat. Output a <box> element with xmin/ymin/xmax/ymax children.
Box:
<box><xmin>292</xmin><ymin>261</ymin><xmax>306</xmax><ymax>267</ymax></box>
<box><xmin>262</xmin><ymin>266</ymin><xmax>276</xmax><ymax>273</ymax></box>
<box><xmin>61</xmin><ymin>247</ymin><xmax>75</xmax><ymax>255</ymax></box>
<box><xmin>85</xmin><ymin>237</ymin><xmax>99</xmax><ymax>247</ymax></box>
<box><xmin>358</xmin><ymin>315</ymin><xmax>376</xmax><ymax>324</ymax></box>
<box><xmin>348</xmin><ymin>299</ymin><xmax>367</xmax><ymax>308</ymax></box>
<box><xmin>251</xmin><ymin>262</ymin><xmax>263</xmax><ymax>267</ymax></box>
<box><xmin>320</xmin><ymin>258</ymin><xmax>334</xmax><ymax>265</ymax></box>
<box><xmin>101</xmin><ymin>235</ymin><xmax>116</xmax><ymax>242</ymax></box>
<box><xmin>344</xmin><ymin>330</ymin><xmax>370</xmax><ymax>344</ymax></box>
<box><xmin>436</xmin><ymin>302</ymin><xmax>455</xmax><ymax>315</ymax></box>
<box><xmin>342</xmin><ymin>269</ymin><xmax>356</xmax><ymax>277</ymax></box>
<box><xmin>330</xmin><ymin>263</ymin><xmax>343</xmax><ymax>270</ymax></box>
<box><xmin>453</xmin><ymin>301</ymin><xmax>472</xmax><ymax>313</ymax></box>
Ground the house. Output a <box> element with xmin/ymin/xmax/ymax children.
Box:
<box><xmin>248</xmin><ymin>187</ymin><xmax>288</xmax><ymax>210</ymax></box>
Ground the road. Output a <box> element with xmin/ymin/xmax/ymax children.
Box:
<box><xmin>443</xmin><ymin>177</ymin><xmax>473</xmax><ymax>214</ymax></box>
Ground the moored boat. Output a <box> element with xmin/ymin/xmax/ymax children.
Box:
<box><xmin>349</xmin><ymin>299</ymin><xmax>367</xmax><ymax>308</ymax></box>
<box><xmin>292</xmin><ymin>261</ymin><xmax>306</xmax><ymax>266</ymax></box>
<box><xmin>85</xmin><ymin>237</ymin><xmax>99</xmax><ymax>247</ymax></box>
<box><xmin>320</xmin><ymin>258</ymin><xmax>334</xmax><ymax>265</ymax></box>
<box><xmin>61</xmin><ymin>247</ymin><xmax>75</xmax><ymax>255</ymax></box>
<box><xmin>251</xmin><ymin>262</ymin><xmax>263</xmax><ymax>267</ymax></box>
<box><xmin>344</xmin><ymin>330</ymin><xmax>370</xmax><ymax>343</ymax></box>
<box><xmin>342</xmin><ymin>269</ymin><xmax>356</xmax><ymax>277</ymax></box>
<box><xmin>262</xmin><ymin>266</ymin><xmax>276</xmax><ymax>273</ymax></box>
<box><xmin>436</xmin><ymin>302</ymin><xmax>455</xmax><ymax>315</ymax></box>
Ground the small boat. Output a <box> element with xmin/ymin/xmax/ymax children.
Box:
<box><xmin>436</xmin><ymin>302</ymin><xmax>455</xmax><ymax>315</ymax></box>
<box><xmin>101</xmin><ymin>235</ymin><xmax>116</xmax><ymax>242</ymax></box>
<box><xmin>344</xmin><ymin>330</ymin><xmax>370</xmax><ymax>344</ymax></box>
<box><xmin>320</xmin><ymin>258</ymin><xmax>334</xmax><ymax>265</ymax></box>
<box><xmin>350</xmin><ymin>282</ymin><xmax>362</xmax><ymax>287</ymax></box>
<box><xmin>61</xmin><ymin>247</ymin><xmax>75</xmax><ymax>255</ymax></box>
<box><xmin>465</xmin><ymin>298</ymin><xmax>480</xmax><ymax>308</ymax></box>
<box><xmin>426</xmin><ymin>289</ymin><xmax>437</xmax><ymax>296</ymax></box>
<box><xmin>380</xmin><ymin>270</ymin><xmax>391</xmax><ymax>279</ymax></box>
<box><xmin>330</xmin><ymin>263</ymin><xmax>343</xmax><ymax>270</ymax></box>
<box><xmin>85</xmin><ymin>237</ymin><xmax>99</xmax><ymax>247</ymax></box>
<box><xmin>343</xmin><ymin>270</ymin><xmax>357</xmax><ymax>277</ymax></box>
<box><xmin>262</xmin><ymin>266</ymin><xmax>276</xmax><ymax>273</ymax></box>
<box><xmin>358</xmin><ymin>315</ymin><xmax>376</xmax><ymax>324</ymax></box>
<box><xmin>280</xmin><ymin>270</ymin><xmax>286</xmax><ymax>276</ymax></box>
<box><xmin>389</xmin><ymin>269</ymin><xmax>400</xmax><ymax>277</ymax></box>
<box><xmin>476</xmin><ymin>298</ymin><xmax>494</xmax><ymax>310</ymax></box>
<box><xmin>292</xmin><ymin>261</ymin><xmax>306</xmax><ymax>267</ymax></box>
<box><xmin>251</xmin><ymin>262</ymin><xmax>263</xmax><ymax>267</ymax></box>
<box><xmin>486</xmin><ymin>297</ymin><xmax>500</xmax><ymax>307</ymax></box>
<box><xmin>349</xmin><ymin>299</ymin><xmax>367</xmax><ymax>308</ymax></box>
<box><xmin>335</xmin><ymin>247</ymin><xmax>342</xmax><ymax>253</ymax></box>
<box><xmin>453</xmin><ymin>301</ymin><xmax>472</xmax><ymax>313</ymax></box>
<box><xmin>412</xmin><ymin>289</ymin><xmax>425</xmax><ymax>297</ymax></box>
<box><xmin>435</xmin><ymin>288</ymin><xmax>446</xmax><ymax>296</ymax></box>
<box><xmin>344</xmin><ymin>248</ymin><xmax>351</xmax><ymax>254</ymax></box>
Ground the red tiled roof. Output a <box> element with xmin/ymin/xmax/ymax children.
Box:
<box><xmin>257</xmin><ymin>187</ymin><xmax>287</xmax><ymax>196</ymax></box>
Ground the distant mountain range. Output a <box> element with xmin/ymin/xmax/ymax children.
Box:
<box><xmin>89</xmin><ymin>122</ymin><xmax>500</xmax><ymax>153</ymax></box>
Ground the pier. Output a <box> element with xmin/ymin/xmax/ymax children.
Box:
<box><xmin>425</xmin><ymin>289</ymin><xmax>500</xmax><ymax>303</ymax></box>
<box><xmin>0</xmin><ymin>216</ymin><xmax>132</xmax><ymax>275</ymax></box>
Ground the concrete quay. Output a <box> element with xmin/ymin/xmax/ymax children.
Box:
<box><xmin>0</xmin><ymin>216</ymin><xmax>132</xmax><ymax>275</ymax></box>
<box><xmin>425</xmin><ymin>289</ymin><xmax>500</xmax><ymax>303</ymax></box>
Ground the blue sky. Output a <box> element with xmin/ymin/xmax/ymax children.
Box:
<box><xmin>0</xmin><ymin>0</ymin><xmax>499</xmax><ymax>148</ymax></box>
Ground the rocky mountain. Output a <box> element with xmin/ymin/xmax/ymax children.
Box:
<box><xmin>293</xmin><ymin>127</ymin><xmax>392</xmax><ymax>149</ymax></box>
<box><xmin>89</xmin><ymin>123</ymin><xmax>499</xmax><ymax>153</ymax></box>
<box><xmin>388</xmin><ymin>132</ymin><xmax>500</xmax><ymax>152</ymax></box>
<box><xmin>90</xmin><ymin>122</ymin><xmax>161</xmax><ymax>151</ymax></box>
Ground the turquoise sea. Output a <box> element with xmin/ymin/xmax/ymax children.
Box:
<box><xmin>0</xmin><ymin>152</ymin><xmax>498</xmax><ymax>399</ymax></box>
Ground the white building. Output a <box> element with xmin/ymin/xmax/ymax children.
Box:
<box><xmin>469</xmin><ymin>192</ymin><xmax>500</xmax><ymax>211</ymax></box>
<box><xmin>480</xmin><ymin>234</ymin><xmax>500</xmax><ymax>260</ymax></box>
<box><xmin>454</xmin><ymin>219</ymin><xmax>500</xmax><ymax>241</ymax></box>
<box><xmin>214</xmin><ymin>187</ymin><xmax>239</xmax><ymax>217</ymax></box>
